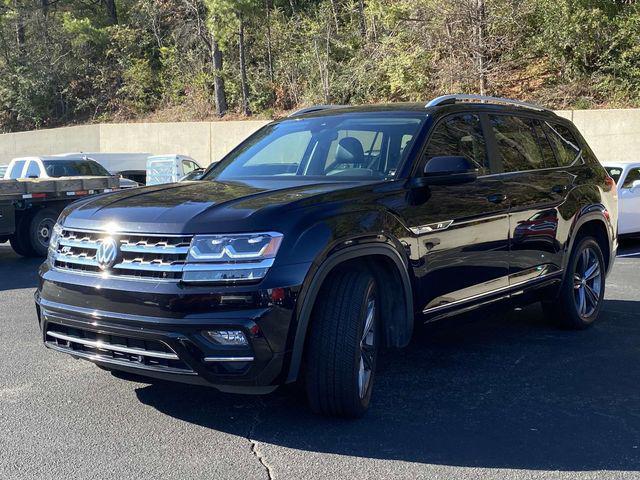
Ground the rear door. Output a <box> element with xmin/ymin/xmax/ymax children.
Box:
<box><xmin>487</xmin><ymin>114</ymin><xmax>574</xmax><ymax>285</ymax></box>
<box><xmin>618</xmin><ymin>166</ymin><xmax>640</xmax><ymax>234</ymax></box>
<box><xmin>407</xmin><ymin>112</ymin><xmax>511</xmax><ymax>315</ymax></box>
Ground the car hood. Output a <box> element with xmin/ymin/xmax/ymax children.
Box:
<box><xmin>61</xmin><ymin>178</ymin><xmax>364</xmax><ymax>234</ymax></box>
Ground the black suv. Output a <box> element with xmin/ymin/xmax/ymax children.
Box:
<box><xmin>36</xmin><ymin>95</ymin><xmax>618</xmax><ymax>417</ymax></box>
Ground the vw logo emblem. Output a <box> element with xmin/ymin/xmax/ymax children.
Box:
<box><xmin>95</xmin><ymin>237</ymin><xmax>119</xmax><ymax>271</ymax></box>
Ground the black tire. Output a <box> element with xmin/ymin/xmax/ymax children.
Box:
<box><xmin>9</xmin><ymin>212</ymin><xmax>37</xmax><ymax>257</ymax></box>
<box><xmin>542</xmin><ymin>236</ymin><xmax>606</xmax><ymax>329</ymax></box>
<box><xmin>304</xmin><ymin>268</ymin><xmax>379</xmax><ymax>418</ymax></box>
<box><xmin>27</xmin><ymin>208</ymin><xmax>59</xmax><ymax>257</ymax></box>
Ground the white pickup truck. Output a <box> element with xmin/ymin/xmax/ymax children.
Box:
<box><xmin>603</xmin><ymin>161</ymin><xmax>640</xmax><ymax>236</ymax></box>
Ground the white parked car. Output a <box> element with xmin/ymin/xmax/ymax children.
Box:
<box><xmin>603</xmin><ymin>161</ymin><xmax>640</xmax><ymax>236</ymax></box>
<box><xmin>146</xmin><ymin>154</ymin><xmax>202</xmax><ymax>185</ymax></box>
<box><xmin>3</xmin><ymin>156</ymin><xmax>138</xmax><ymax>189</ymax></box>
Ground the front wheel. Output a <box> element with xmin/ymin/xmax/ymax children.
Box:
<box><xmin>543</xmin><ymin>236</ymin><xmax>606</xmax><ymax>329</ymax></box>
<box><xmin>304</xmin><ymin>268</ymin><xmax>379</xmax><ymax>418</ymax></box>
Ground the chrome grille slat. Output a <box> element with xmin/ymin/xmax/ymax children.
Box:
<box><xmin>54</xmin><ymin>228</ymin><xmax>192</xmax><ymax>280</ymax></box>
<box><xmin>55</xmin><ymin>253</ymin><xmax>100</xmax><ymax>267</ymax></box>
<box><xmin>45</xmin><ymin>323</ymin><xmax>194</xmax><ymax>374</ymax></box>
<box><xmin>120</xmin><ymin>244</ymin><xmax>190</xmax><ymax>255</ymax></box>
<box><xmin>114</xmin><ymin>261</ymin><xmax>185</xmax><ymax>273</ymax></box>
<box><xmin>59</xmin><ymin>238</ymin><xmax>101</xmax><ymax>250</ymax></box>
<box><xmin>46</xmin><ymin>331</ymin><xmax>178</xmax><ymax>360</ymax></box>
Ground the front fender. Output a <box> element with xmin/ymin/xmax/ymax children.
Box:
<box><xmin>285</xmin><ymin>242</ymin><xmax>414</xmax><ymax>383</ymax></box>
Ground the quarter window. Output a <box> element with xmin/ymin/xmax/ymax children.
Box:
<box><xmin>544</xmin><ymin>123</ymin><xmax>581</xmax><ymax>167</ymax></box>
<box><xmin>424</xmin><ymin>114</ymin><xmax>488</xmax><ymax>173</ymax></box>
<box><xmin>622</xmin><ymin>167</ymin><xmax>640</xmax><ymax>189</ymax></box>
<box><xmin>490</xmin><ymin>115</ymin><xmax>552</xmax><ymax>172</ymax></box>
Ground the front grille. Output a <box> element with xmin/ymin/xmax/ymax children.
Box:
<box><xmin>45</xmin><ymin>323</ymin><xmax>192</xmax><ymax>373</ymax></box>
<box><xmin>53</xmin><ymin>228</ymin><xmax>192</xmax><ymax>280</ymax></box>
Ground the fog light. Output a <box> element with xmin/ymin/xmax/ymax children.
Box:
<box><xmin>203</xmin><ymin>330</ymin><xmax>248</xmax><ymax>346</ymax></box>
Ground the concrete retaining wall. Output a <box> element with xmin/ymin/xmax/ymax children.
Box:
<box><xmin>0</xmin><ymin>109</ymin><xmax>638</xmax><ymax>166</ymax></box>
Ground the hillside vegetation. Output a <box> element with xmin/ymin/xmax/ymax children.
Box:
<box><xmin>1</xmin><ymin>0</ymin><xmax>639</xmax><ymax>132</ymax></box>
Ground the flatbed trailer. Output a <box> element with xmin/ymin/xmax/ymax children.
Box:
<box><xmin>0</xmin><ymin>176</ymin><xmax>118</xmax><ymax>257</ymax></box>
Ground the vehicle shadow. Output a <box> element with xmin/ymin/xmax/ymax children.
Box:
<box><xmin>135</xmin><ymin>300</ymin><xmax>640</xmax><ymax>471</ymax></box>
<box><xmin>0</xmin><ymin>245</ymin><xmax>41</xmax><ymax>291</ymax></box>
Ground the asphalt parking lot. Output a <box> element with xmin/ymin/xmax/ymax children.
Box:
<box><xmin>1</xmin><ymin>242</ymin><xmax>639</xmax><ymax>479</ymax></box>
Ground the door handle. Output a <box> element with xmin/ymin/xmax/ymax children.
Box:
<box><xmin>487</xmin><ymin>193</ymin><xmax>507</xmax><ymax>204</ymax></box>
<box><xmin>551</xmin><ymin>184</ymin><xmax>568</xmax><ymax>194</ymax></box>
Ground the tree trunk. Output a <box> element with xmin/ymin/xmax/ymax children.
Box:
<box><xmin>475</xmin><ymin>0</ymin><xmax>488</xmax><ymax>95</ymax></box>
<box><xmin>14</xmin><ymin>0</ymin><xmax>25</xmax><ymax>49</ymax></box>
<box><xmin>102</xmin><ymin>0</ymin><xmax>118</xmax><ymax>25</ymax></box>
<box><xmin>357</xmin><ymin>0</ymin><xmax>366</xmax><ymax>38</ymax></box>
<box><xmin>330</xmin><ymin>0</ymin><xmax>340</xmax><ymax>33</ymax></box>
<box><xmin>265</xmin><ymin>0</ymin><xmax>274</xmax><ymax>83</ymax></box>
<box><xmin>238</xmin><ymin>14</ymin><xmax>251</xmax><ymax>116</ymax></box>
<box><xmin>211</xmin><ymin>33</ymin><xmax>228</xmax><ymax>117</ymax></box>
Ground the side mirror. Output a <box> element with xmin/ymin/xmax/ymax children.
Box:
<box><xmin>631</xmin><ymin>180</ymin><xmax>640</xmax><ymax>191</ymax></box>
<box><xmin>413</xmin><ymin>156</ymin><xmax>478</xmax><ymax>187</ymax></box>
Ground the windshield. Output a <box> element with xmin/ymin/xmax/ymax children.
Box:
<box><xmin>43</xmin><ymin>159</ymin><xmax>110</xmax><ymax>177</ymax></box>
<box><xmin>204</xmin><ymin>113</ymin><xmax>426</xmax><ymax>181</ymax></box>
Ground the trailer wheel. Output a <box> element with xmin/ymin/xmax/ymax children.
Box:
<box><xmin>9</xmin><ymin>213</ymin><xmax>37</xmax><ymax>257</ymax></box>
<box><xmin>28</xmin><ymin>208</ymin><xmax>59</xmax><ymax>257</ymax></box>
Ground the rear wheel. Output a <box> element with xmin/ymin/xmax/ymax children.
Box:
<box><xmin>9</xmin><ymin>212</ymin><xmax>37</xmax><ymax>257</ymax></box>
<box><xmin>304</xmin><ymin>268</ymin><xmax>379</xmax><ymax>418</ymax></box>
<box><xmin>543</xmin><ymin>236</ymin><xmax>605</xmax><ymax>329</ymax></box>
<box><xmin>28</xmin><ymin>208</ymin><xmax>59</xmax><ymax>257</ymax></box>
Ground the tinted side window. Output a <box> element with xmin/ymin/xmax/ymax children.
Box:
<box><xmin>532</xmin><ymin>120</ymin><xmax>558</xmax><ymax>168</ymax></box>
<box><xmin>9</xmin><ymin>160</ymin><xmax>26</xmax><ymax>179</ymax></box>
<box><xmin>25</xmin><ymin>161</ymin><xmax>41</xmax><ymax>178</ymax></box>
<box><xmin>622</xmin><ymin>167</ymin><xmax>640</xmax><ymax>189</ymax></box>
<box><xmin>424</xmin><ymin>114</ymin><xmax>487</xmax><ymax>173</ymax></box>
<box><xmin>544</xmin><ymin>123</ymin><xmax>581</xmax><ymax>167</ymax></box>
<box><xmin>490</xmin><ymin>115</ymin><xmax>548</xmax><ymax>172</ymax></box>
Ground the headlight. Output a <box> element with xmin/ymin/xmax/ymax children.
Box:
<box><xmin>47</xmin><ymin>223</ymin><xmax>63</xmax><ymax>266</ymax></box>
<box><xmin>49</xmin><ymin>223</ymin><xmax>63</xmax><ymax>251</ymax></box>
<box><xmin>183</xmin><ymin>232</ymin><xmax>283</xmax><ymax>283</ymax></box>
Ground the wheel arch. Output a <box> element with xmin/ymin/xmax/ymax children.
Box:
<box><xmin>285</xmin><ymin>243</ymin><xmax>414</xmax><ymax>383</ymax></box>
<box><xmin>565</xmin><ymin>207</ymin><xmax>614</xmax><ymax>275</ymax></box>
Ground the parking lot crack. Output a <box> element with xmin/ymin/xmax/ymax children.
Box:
<box><xmin>247</xmin><ymin>401</ymin><xmax>274</xmax><ymax>480</ymax></box>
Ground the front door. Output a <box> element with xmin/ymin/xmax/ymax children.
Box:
<box><xmin>404</xmin><ymin>112</ymin><xmax>511</xmax><ymax>316</ymax></box>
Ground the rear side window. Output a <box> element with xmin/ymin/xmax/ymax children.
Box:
<box><xmin>424</xmin><ymin>113</ymin><xmax>488</xmax><ymax>173</ymax></box>
<box><xmin>8</xmin><ymin>160</ymin><xmax>26</xmax><ymax>179</ymax></box>
<box><xmin>25</xmin><ymin>161</ymin><xmax>41</xmax><ymax>178</ymax></box>
<box><xmin>490</xmin><ymin>115</ymin><xmax>555</xmax><ymax>172</ymax></box>
<box><xmin>622</xmin><ymin>167</ymin><xmax>640</xmax><ymax>189</ymax></box>
<box><xmin>544</xmin><ymin>123</ymin><xmax>581</xmax><ymax>167</ymax></box>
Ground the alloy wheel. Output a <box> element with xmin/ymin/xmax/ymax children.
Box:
<box><xmin>358</xmin><ymin>296</ymin><xmax>376</xmax><ymax>399</ymax></box>
<box><xmin>573</xmin><ymin>246</ymin><xmax>602</xmax><ymax>318</ymax></box>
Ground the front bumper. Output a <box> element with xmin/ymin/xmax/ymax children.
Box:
<box><xmin>36</xmin><ymin>261</ymin><xmax>310</xmax><ymax>393</ymax></box>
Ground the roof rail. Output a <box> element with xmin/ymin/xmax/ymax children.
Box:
<box><xmin>426</xmin><ymin>94</ymin><xmax>548</xmax><ymax>112</ymax></box>
<box><xmin>287</xmin><ymin>105</ymin><xmax>347</xmax><ymax>117</ymax></box>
